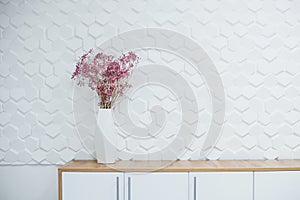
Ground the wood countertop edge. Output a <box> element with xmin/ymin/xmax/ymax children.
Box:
<box><xmin>58</xmin><ymin>159</ymin><xmax>300</xmax><ymax>172</ymax></box>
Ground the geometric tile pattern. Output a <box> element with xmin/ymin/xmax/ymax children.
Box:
<box><xmin>73</xmin><ymin>47</ymin><xmax>213</xmax><ymax>161</ymax></box>
<box><xmin>1</xmin><ymin>0</ymin><xmax>300</xmax><ymax>165</ymax></box>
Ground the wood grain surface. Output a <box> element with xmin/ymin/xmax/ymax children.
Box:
<box><xmin>58</xmin><ymin>159</ymin><xmax>300</xmax><ymax>172</ymax></box>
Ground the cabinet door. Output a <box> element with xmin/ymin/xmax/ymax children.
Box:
<box><xmin>254</xmin><ymin>171</ymin><xmax>300</xmax><ymax>200</ymax></box>
<box><xmin>190</xmin><ymin>172</ymin><xmax>253</xmax><ymax>200</ymax></box>
<box><xmin>62</xmin><ymin>172</ymin><xmax>123</xmax><ymax>200</ymax></box>
<box><xmin>125</xmin><ymin>172</ymin><xmax>188</xmax><ymax>200</ymax></box>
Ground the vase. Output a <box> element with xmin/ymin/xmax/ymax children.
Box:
<box><xmin>95</xmin><ymin>108</ymin><xmax>117</xmax><ymax>164</ymax></box>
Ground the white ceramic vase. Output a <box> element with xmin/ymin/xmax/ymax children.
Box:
<box><xmin>95</xmin><ymin>108</ymin><xmax>117</xmax><ymax>164</ymax></box>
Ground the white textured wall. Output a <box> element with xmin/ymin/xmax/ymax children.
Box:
<box><xmin>1</xmin><ymin>0</ymin><xmax>300</xmax><ymax>166</ymax></box>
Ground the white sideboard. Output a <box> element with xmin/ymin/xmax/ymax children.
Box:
<box><xmin>254</xmin><ymin>171</ymin><xmax>300</xmax><ymax>200</ymax></box>
<box><xmin>59</xmin><ymin>160</ymin><xmax>300</xmax><ymax>200</ymax></box>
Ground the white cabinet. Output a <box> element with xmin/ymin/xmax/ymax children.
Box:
<box><xmin>62</xmin><ymin>172</ymin><xmax>188</xmax><ymax>200</ymax></box>
<box><xmin>254</xmin><ymin>171</ymin><xmax>300</xmax><ymax>200</ymax></box>
<box><xmin>125</xmin><ymin>172</ymin><xmax>189</xmax><ymax>200</ymax></box>
<box><xmin>190</xmin><ymin>172</ymin><xmax>253</xmax><ymax>200</ymax></box>
<box><xmin>62</xmin><ymin>172</ymin><xmax>123</xmax><ymax>200</ymax></box>
<box><xmin>60</xmin><ymin>168</ymin><xmax>300</xmax><ymax>200</ymax></box>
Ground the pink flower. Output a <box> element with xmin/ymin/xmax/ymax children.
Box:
<box><xmin>71</xmin><ymin>49</ymin><xmax>139</xmax><ymax>108</ymax></box>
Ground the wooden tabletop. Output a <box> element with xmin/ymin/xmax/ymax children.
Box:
<box><xmin>58</xmin><ymin>159</ymin><xmax>300</xmax><ymax>172</ymax></box>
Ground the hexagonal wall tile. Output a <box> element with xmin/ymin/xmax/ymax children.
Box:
<box><xmin>4</xmin><ymin>150</ymin><xmax>18</xmax><ymax>163</ymax></box>
<box><xmin>0</xmin><ymin>136</ymin><xmax>10</xmax><ymax>151</ymax></box>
